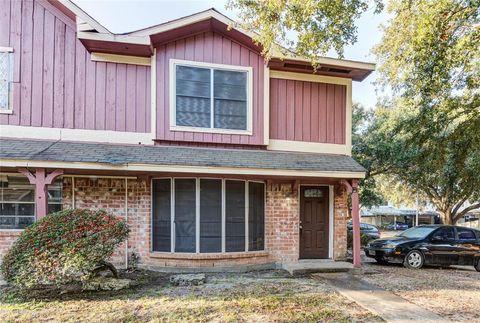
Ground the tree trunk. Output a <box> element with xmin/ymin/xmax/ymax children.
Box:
<box><xmin>92</xmin><ymin>261</ymin><xmax>119</xmax><ymax>278</ymax></box>
<box><xmin>439</xmin><ymin>207</ymin><xmax>454</xmax><ymax>225</ymax></box>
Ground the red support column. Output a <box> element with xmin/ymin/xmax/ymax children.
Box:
<box><xmin>340</xmin><ymin>179</ymin><xmax>361</xmax><ymax>268</ymax></box>
<box><xmin>350</xmin><ymin>180</ymin><xmax>361</xmax><ymax>268</ymax></box>
<box><xmin>19</xmin><ymin>168</ymin><xmax>64</xmax><ymax>219</ymax></box>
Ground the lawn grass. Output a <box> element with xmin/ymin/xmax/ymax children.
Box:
<box><xmin>0</xmin><ymin>270</ymin><xmax>382</xmax><ymax>322</ymax></box>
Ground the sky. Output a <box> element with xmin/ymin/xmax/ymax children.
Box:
<box><xmin>73</xmin><ymin>0</ymin><xmax>390</xmax><ymax>109</ymax></box>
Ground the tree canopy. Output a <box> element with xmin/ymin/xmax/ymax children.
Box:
<box><xmin>229</xmin><ymin>0</ymin><xmax>480</xmax><ymax>224</ymax></box>
<box><xmin>367</xmin><ymin>0</ymin><xmax>480</xmax><ymax>224</ymax></box>
<box><xmin>227</xmin><ymin>0</ymin><xmax>383</xmax><ymax>65</ymax></box>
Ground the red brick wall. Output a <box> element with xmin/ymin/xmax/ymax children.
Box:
<box><xmin>0</xmin><ymin>231</ymin><xmax>22</xmax><ymax>259</ymax></box>
<box><xmin>0</xmin><ymin>177</ymin><xmax>350</xmax><ymax>268</ymax></box>
<box><xmin>63</xmin><ymin>177</ymin><xmax>151</xmax><ymax>268</ymax></box>
<box><xmin>265</xmin><ymin>183</ymin><xmax>300</xmax><ymax>262</ymax></box>
<box><xmin>333</xmin><ymin>185</ymin><xmax>348</xmax><ymax>260</ymax></box>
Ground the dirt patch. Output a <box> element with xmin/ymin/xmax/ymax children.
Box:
<box><xmin>0</xmin><ymin>269</ymin><xmax>382</xmax><ymax>322</ymax></box>
<box><xmin>361</xmin><ymin>262</ymin><xmax>480</xmax><ymax>322</ymax></box>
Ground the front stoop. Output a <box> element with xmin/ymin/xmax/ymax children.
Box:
<box><xmin>281</xmin><ymin>259</ymin><xmax>354</xmax><ymax>276</ymax></box>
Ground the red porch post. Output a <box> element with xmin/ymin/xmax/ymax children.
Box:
<box><xmin>340</xmin><ymin>179</ymin><xmax>361</xmax><ymax>268</ymax></box>
<box><xmin>19</xmin><ymin>168</ymin><xmax>64</xmax><ymax>219</ymax></box>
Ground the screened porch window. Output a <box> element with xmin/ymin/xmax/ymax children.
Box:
<box><xmin>151</xmin><ymin>178</ymin><xmax>264</xmax><ymax>253</ymax></box>
<box><xmin>0</xmin><ymin>174</ymin><xmax>63</xmax><ymax>230</ymax></box>
<box><xmin>171</xmin><ymin>59</ymin><xmax>252</xmax><ymax>134</ymax></box>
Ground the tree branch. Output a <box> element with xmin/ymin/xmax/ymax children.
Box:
<box><xmin>453</xmin><ymin>203</ymin><xmax>480</xmax><ymax>222</ymax></box>
<box><xmin>452</xmin><ymin>196</ymin><xmax>469</xmax><ymax>216</ymax></box>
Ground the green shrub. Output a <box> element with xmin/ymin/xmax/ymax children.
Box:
<box><xmin>347</xmin><ymin>231</ymin><xmax>374</xmax><ymax>249</ymax></box>
<box><xmin>0</xmin><ymin>209</ymin><xmax>129</xmax><ymax>289</ymax></box>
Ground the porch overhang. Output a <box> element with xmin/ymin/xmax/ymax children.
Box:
<box><xmin>0</xmin><ymin>139</ymin><xmax>366</xmax><ymax>179</ymax></box>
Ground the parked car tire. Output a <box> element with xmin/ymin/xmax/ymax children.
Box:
<box><xmin>404</xmin><ymin>250</ymin><xmax>425</xmax><ymax>269</ymax></box>
<box><xmin>475</xmin><ymin>259</ymin><xmax>480</xmax><ymax>272</ymax></box>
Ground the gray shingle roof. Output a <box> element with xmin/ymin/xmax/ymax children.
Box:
<box><xmin>0</xmin><ymin>138</ymin><xmax>365</xmax><ymax>173</ymax></box>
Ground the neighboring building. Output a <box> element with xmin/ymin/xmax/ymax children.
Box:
<box><xmin>0</xmin><ymin>0</ymin><xmax>373</xmax><ymax>270</ymax></box>
<box><xmin>361</xmin><ymin>206</ymin><xmax>437</xmax><ymax>228</ymax></box>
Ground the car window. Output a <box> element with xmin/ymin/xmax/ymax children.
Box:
<box><xmin>432</xmin><ymin>227</ymin><xmax>455</xmax><ymax>241</ymax></box>
<box><xmin>457</xmin><ymin>228</ymin><xmax>477</xmax><ymax>241</ymax></box>
<box><xmin>398</xmin><ymin>226</ymin><xmax>436</xmax><ymax>238</ymax></box>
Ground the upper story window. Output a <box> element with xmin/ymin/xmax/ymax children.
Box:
<box><xmin>0</xmin><ymin>47</ymin><xmax>14</xmax><ymax>113</ymax></box>
<box><xmin>170</xmin><ymin>59</ymin><xmax>252</xmax><ymax>135</ymax></box>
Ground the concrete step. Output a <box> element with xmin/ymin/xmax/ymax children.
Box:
<box><xmin>282</xmin><ymin>260</ymin><xmax>354</xmax><ymax>276</ymax></box>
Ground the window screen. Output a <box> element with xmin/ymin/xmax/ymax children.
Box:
<box><xmin>0</xmin><ymin>51</ymin><xmax>13</xmax><ymax>111</ymax></box>
<box><xmin>174</xmin><ymin>63</ymin><xmax>248</xmax><ymax>131</ymax></box>
<box><xmin>214</xmin><ymin>70</ymin><xmax>247</xmax><ymax>130</ymax></box>
<box><xmin>225</xmin><ymin>180</ymin><xmax>245</xmax><ymax>252</ymax></box>
<box><xmin>200</xmin><ymin>179</ymin><xmax>222</xmax><ymax>252</ymax></box>
<box><xmin>248</xmin><ymin>182</ymin><xmax>265</xmax><ymax>251</ymax></box>
<box><xmin>174</xmin><ymin>179</ymin><xmax>196</xmax><ymax>252</ymax></box>
<box><xmin>175</xmin><ymin>65</ymin><xmax>211</xmax><ymax>128</ymax></box>
<box><xmin>151</xmin><ymin>177</ymin><xmax>265</xmax><ymax>254</ymax></box>
<box><xmin>152</xmin><ymin>179</ymin><xmax>171</xmax><ymax>252</ymax></box>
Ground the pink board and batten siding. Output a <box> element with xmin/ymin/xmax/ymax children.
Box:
<box><xmin>0</xmin><ymin>0</ymin><xmax>151</xmax><ymax>133</ymax></box>
<box><xmin>155</xmin><ymin>31</ymin><xmax>265</xmax><ymax>145</ymax></box>
<box><xmin>269</xmin><ymin>78</ymin><xmax>346</xmax><ymax>145</ymax></box>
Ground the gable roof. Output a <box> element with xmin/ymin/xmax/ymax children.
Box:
<box><xmin>50</xmin><ymin>1</ymin><xmax>374</xmax><ymax>80</ymax></box>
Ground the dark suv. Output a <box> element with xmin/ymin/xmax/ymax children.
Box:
<box><xmin>365</xmin><ymin>225</ymin><xmax>480</xmax><ymax>271</ymax></box>
<box><xmin>347</xmin><ymin>222</ymin><xmax>381</xmax><ymax>239</ymax></box>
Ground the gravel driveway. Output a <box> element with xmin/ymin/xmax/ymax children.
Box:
<box><xmin>362</xmin><ymin>261</ymin><xmax>479</xmax><ymax>322</ymax></box>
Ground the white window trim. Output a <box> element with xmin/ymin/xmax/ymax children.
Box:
<box><xmin>169</xmin><ymin>58</ymin><xmax>253</xmax><ymax>136</ymax></box>
<box><xmin>150</xmin><ymin>177</ymin><xmax>265</xmax><ymax>254</ymax></box>
<box><xmin>0</xmin><ymin>47</ymin><xmax>14</xmax><ymax>114</ymax></box>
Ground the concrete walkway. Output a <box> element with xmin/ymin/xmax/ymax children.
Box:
<box><xmin>315</xmin><ymin>273</ymin><xmax>446</xmax><ymax>322</ymax></box>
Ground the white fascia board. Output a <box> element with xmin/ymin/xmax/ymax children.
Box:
<box><xmin>77</xmin><ymin>31</ymin><xmax>150</xmax><ymax>46</ymax></box>
<box><xmin>272</xmin><ymin>50</ymin><xmax>376</xmax><ymax>72</ymax></box>
<box><xmin>128</xmin><ymin>9</ymin><xmax>255</xmax><ymax>39</ymax></box>
<box><xmin>91</xmin><ymin>52</ymin><xmax>151</xmax><ymax>66</ymax></box>
<box><xmin>59</xmin><ymin>0</ymin><xmax>110</xmax><ymax>34</ymax></box>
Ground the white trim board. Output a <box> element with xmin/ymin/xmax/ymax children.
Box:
<box><xmin>263</xmin><ymin>65</ymin><xmax>270</xmax><ymax>146</ymax></box>
<box><xmin>77</xmin><ymin>31</ymin><xmax>150</xmax><ymax>46</ymax></box>
<box><xmin>0</xmin><ymin>125</ymin><xmax>153</xmax><ymax>145</ymax></box>
<box><xmin>267</xmin><ymin>139</ymin><xmax>350</xmax><ymax>155</ymax></box>
<box><xmin>0</xmin><ymin>159</ymin><xmax>366</xmax><ymax>179</ymax></box>
<box><xmin>150</xmin><ymin>49</ymin><xmax>157</xmax><ymax>142</ymax></box>
<box><xmin>329</xmin><ymin>185</ymin><xmax>334</xmax><ymax>258</ymax></box>
<box><xmin>91</xmin><ymin>52</ymin><xmax>151</xmax><ymax>66</ymax></box>
<box><xmin>0</xmin><ymin>47</ymin><xmax>14</xmax><ymax>52</ymax></box>
<box><xmin>269</xmin><ymin>70</ymin><xmax>352</xmax><ymax>86</ymax></box>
